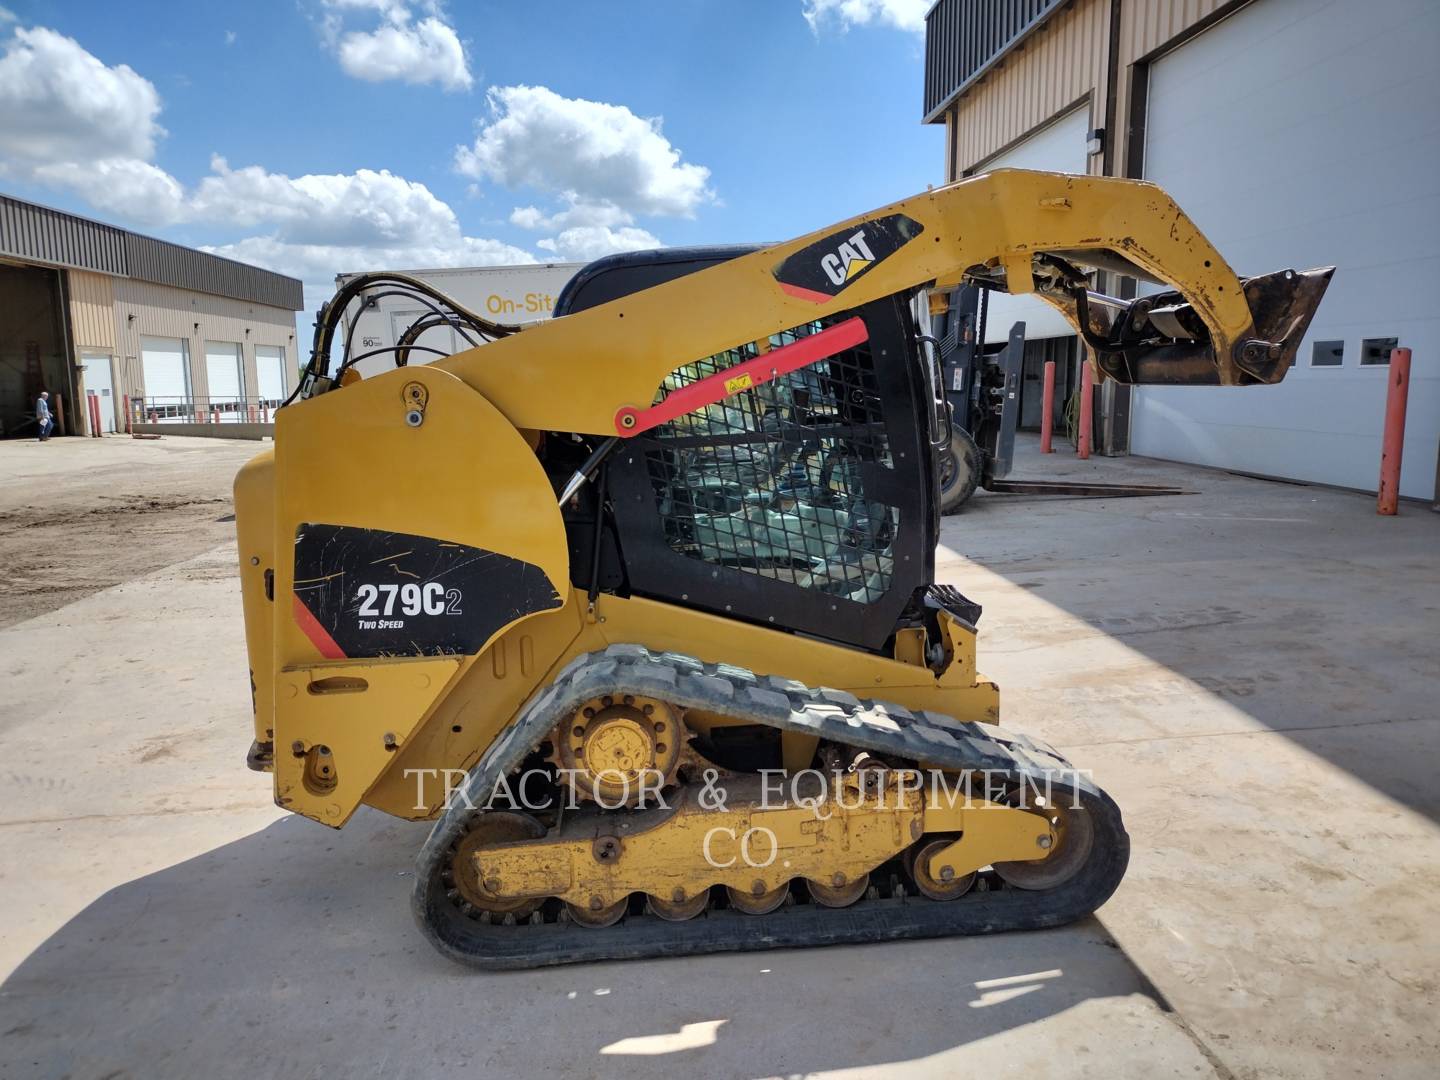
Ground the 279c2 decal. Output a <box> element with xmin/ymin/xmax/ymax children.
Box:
<box><xmin>355</xmin><ymin>582</ymin><xmax>462</xmax><ymax>624</ymax></box>
<box><xmin>292</xmin><ymin>523</ymin><xmax>560</xmax><ymax>658</ymax></box>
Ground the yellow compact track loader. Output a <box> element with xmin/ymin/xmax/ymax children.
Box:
<box><xmin>235</xmin><ymin>170</ymin><xmax>1331</xmax><ymax>968</ymax></box>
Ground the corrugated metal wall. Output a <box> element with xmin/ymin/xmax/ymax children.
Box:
<box><xmin>947</xmin><ymin>0</ymin><xmax>1110</xmax><ymax>175</ymax></box>
<box><xmin>0</xmin><ymin>194</ymin><xmax>302</xmax><ymax>310</ymax></box>
<box><xmin>112</xmin><ymin>278</ymin><xmax>296</xmax><ymax>405</ymax></box>
<box><xmin>1119</xmin><ymin>0</ymin><xmax>1232</xmax><ymax>58</ymax></box>
<box><xmin>925</xmin><ymin>0</ymin><xmax>1068</xmax><ymax>120</ymax></box>
<box><xmin>68</xmin><ymin>270</ymin><xmax>116</xmax><ymax>351</ymax></box>
<box><xmin>126</xmin><ymin>234</ymin><xmax>301</xmax><ymax>311</ymax></box>
<box><xmin>0</xmin><ymin>196</ymin><xmax>127</xmax><ymax>276</ymax></box>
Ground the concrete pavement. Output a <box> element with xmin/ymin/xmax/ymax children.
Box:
<box><xmin>0</xmin><ymin>436</ymin><xmax>1435</xmax><ymax>1078</ymax></box>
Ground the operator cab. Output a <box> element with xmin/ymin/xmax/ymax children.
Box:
<box><xmin>553</xmin><ymin>246</ymin><xmax>960</xmax><ymax>656</ymax></box>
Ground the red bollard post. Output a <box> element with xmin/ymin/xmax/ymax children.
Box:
<box><xmin>262</xmin><ymin>403</ymin><xmax>269</xmax><ymax>424</ymax></box>
<box><xmin>1077</xmin><ymin>356</ymin><xmax>1094</xmax><ymax>460</ymax></box>
<box><xmin>88</xmin><ymin>393</ymin><xmax>101</xmax><ymax>437</ymax></box>
<box><xmin>1040</xmin><ymin>360</ymin><xmax>1056</xmax><ymax>453</ymax></box>
<box><xmin>1378</xmin><ymin>347</ymin><xmax>1412</xmax><ymax>515</ymax></box>
<box><xmin>122</xmin><ymin>395</ymin><xmax>131</xmax><ymax>434</ymax></box>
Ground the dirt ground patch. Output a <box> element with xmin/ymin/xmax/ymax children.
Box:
<box><xmin>0</xmin><ymin>435</ymin><xmax>263</xmax><ymax>628</ymax></box>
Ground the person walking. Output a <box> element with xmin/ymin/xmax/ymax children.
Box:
<box><xmin>36</xmin><ymin>391</ymin><xmax>53</xmax><ymax>441</ymax></box>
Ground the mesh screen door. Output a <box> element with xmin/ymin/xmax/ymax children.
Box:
<box><xmin>607</xmin><ymin>296</ymin><xmax>933</xmax><ymax>650</ymax></box>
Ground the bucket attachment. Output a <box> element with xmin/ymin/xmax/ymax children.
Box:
<box><xmin>1059</xmin><ymin>266</ymin><xmax>1335</xmax><ymax>386</ymax></box>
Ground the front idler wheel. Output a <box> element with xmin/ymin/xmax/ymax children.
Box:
<box><xmin>993</xmin><ymin>798</ymin><xmax>1095</xmax><ymax>891</ymax></box>
<box><xmin>447</xmin><ymin>811</ymin><xmax>547</xmax><ymax>920</ymax></box>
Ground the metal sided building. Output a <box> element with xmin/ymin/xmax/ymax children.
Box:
<box><xmin>924</xmin><ymin>0</ymin><xmax>1440</xmax><ymax>499</ymax></box>
<box><xmin>0</xmin><ymin>194</ymin><xmax>303</xmax><ymax>437</ymax></box>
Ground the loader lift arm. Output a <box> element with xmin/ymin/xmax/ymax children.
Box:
<box><xmin>299</xmin><ymin>169</ymin><xmax>1331</xmax><ymax>436</ymax></box>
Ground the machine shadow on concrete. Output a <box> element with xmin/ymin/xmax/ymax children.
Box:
<box><xmin>0</xmin><ymin>807</ymin><xmax>1179</xmax><ymax>1079</ymax></box>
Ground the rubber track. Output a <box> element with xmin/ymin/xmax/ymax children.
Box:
<box><xmin>412</xmin><ymin>644</ymin><xmax>1129</xmax><ymax>969</ymax></box>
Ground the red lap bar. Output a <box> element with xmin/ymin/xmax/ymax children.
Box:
<box><xmin>614</xmin><ymin>316</ymin><xmax>869</xmax><ymax>437</ymax></box>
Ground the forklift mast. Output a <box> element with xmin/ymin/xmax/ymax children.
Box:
<box><xmin>936</xmin><ymin>284</ymin><xmax>1023</xmax><ymax>485</ymax></box>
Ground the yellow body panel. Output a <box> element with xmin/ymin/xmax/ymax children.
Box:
<box><xmin>259</xmin><ymin>365</ymin><xmax>572</xmax><ymax>824</ymax></box>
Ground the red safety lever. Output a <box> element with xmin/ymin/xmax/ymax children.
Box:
<box><xmin>613</xmin><ymin>316</ymin><xmax>869</xmax><ymax>437</ymax></box>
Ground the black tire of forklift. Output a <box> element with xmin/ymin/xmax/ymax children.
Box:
<box><xmin>938</xmin><ymin>428</ymin><xmax>982</xmax><ymax>514</ymax></box>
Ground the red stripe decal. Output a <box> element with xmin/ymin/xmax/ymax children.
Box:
<box><xmin>614</xmin><ymin>316</ymin><xmax>869</xmax><ymax>438</ymax></box>
<box><xmin>292</xmin><ymin>594</ymin><xmax>347</xmax><ymax>660</ymax></box>
<box><xmin>778</xmin><ymin>281</ymin><xmax>838</xmax><ymax>304</ymax></box>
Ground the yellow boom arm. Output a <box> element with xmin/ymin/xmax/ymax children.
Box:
<box><xmin>421</xmin><ymin>168</ymin><xmax>1330</xmax><ymax>437</ymax></box>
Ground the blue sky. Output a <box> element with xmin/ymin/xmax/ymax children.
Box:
<box><xmin>0</xmin><ymin>1</ymin><xmax>942</xmax><ymax>320</ymax></box>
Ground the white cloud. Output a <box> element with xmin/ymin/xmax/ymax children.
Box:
<box><xmin>0</xmin><ymin>26</ymin><xmax>164</xmax><ymax>165</ymax></box>
<box><xmin>225</xmin><ymin>29</ymin><xmax>237</xmax><ymax>46</ymax></box>
<box><xmin>0</xmin><ymin>7</ymin><xmax>17</xmax><ymax>25</ymax></box>
<box><xmin>203</xmin><ymin>233</ymin><xmax>536</xmax><ymax>308</ymax></box>
<box><xmin>322</xmin><ymin>0</ymin><xmax>472</xmax><ymax>92</ymax></box>
<box><xmin>536</xmin><ymin>224</ymin><xmax>661</xmax><ymax>262</ymax></box>
<box><xmin>456</xmin><ymin>85</ymin><xmax>713</xmax><ymax>218</ymax></box>
<box><xmin>508</xmin><ymin>205</ymin><xmax>549</xmax><ymax>230</ymax></box>
<box><xmin>326</xmin><ymin>0</ymin><xmax>412</xmax><ymax>19</ymax></box>
<box><xmin>192</xmin><ymin>157</ymin><xmax>475</xmax><ymax>246</ymax></box>
<box><xmin>0</xmin><ymin>25</ymin><xmax>525</xmax><ymax>296</ymax></box>
<box><xmin>802</xmin><ymin>0</ymin><xmax>928</xmax><ymax>34</ymax></box>
<box><xmin>31</xmin><ymin>158</ymin><xmax>186</xmax><ymax>226</ymax></box>
<box><xmin>1</xmin><ymin>22</ymin><xmax>676</xmax><ymax>303</ymax></box>
<box><xmin>191</xmin><ymin>159</ymin><xmax>538</xmax><ymax>290</ymax></box>
<box><xmin>508</xmin><ymin>197</ymin><xmax>635</xmax><ymax>232</ymax></box>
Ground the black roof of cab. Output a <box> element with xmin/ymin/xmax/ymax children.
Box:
<box><xmin>553</xmin><ymin>244</ymin><xmax>765</xmax><ymax>317</ymax></box>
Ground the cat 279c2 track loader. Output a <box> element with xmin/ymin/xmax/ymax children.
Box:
<box><xmin>235</xmin><ymin>170</ymin><xmax>1331</xmax><ymax>969</ymax></box>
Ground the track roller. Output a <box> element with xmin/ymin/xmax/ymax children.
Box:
<box><xmin>806</xmin><ymin>872</ymin><xmax>869</xmax><ymax>908</ymax></box>
<box><xmin>566</xmin><ymin>895</ymin><xmax>629</xmax><ymax>928</ymax></box>
<box><xmin>646</xmin><ymin>888</ymin><xmax>711</xmax><ymax>922</ymax></box>
<box><xmin>905</xmin><ymin>837</ymin><xmax>977</xmax><ymax>901</ymax></box>
<box><xmin>726</xmin><ymin>881</ymin><xmax>789</xmax><ymax>915</ymax></box>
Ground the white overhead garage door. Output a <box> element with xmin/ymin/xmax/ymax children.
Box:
<box><xmin>205</xmin><ymin>341</ymin><xmax>244</xmax><ymax>414</ymax></box>
<box><xmin>979</xmin><ymin>104</ymin><xmax>1090</xmax><ymax>343</ymax></box>
<box><xmin>255</xmin><ymin>345</ymin><xmax>287</xmax><ymax>404</ymax></box>
<box><xmin>140</xmin><ymin>336</ymin><xmax>190</xmax><ymax>415</ymax></box>
<box><xmin>1132</xmin><ymin>0</ymin><xmax>1440</xmax><ymax>498</ymax></box>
